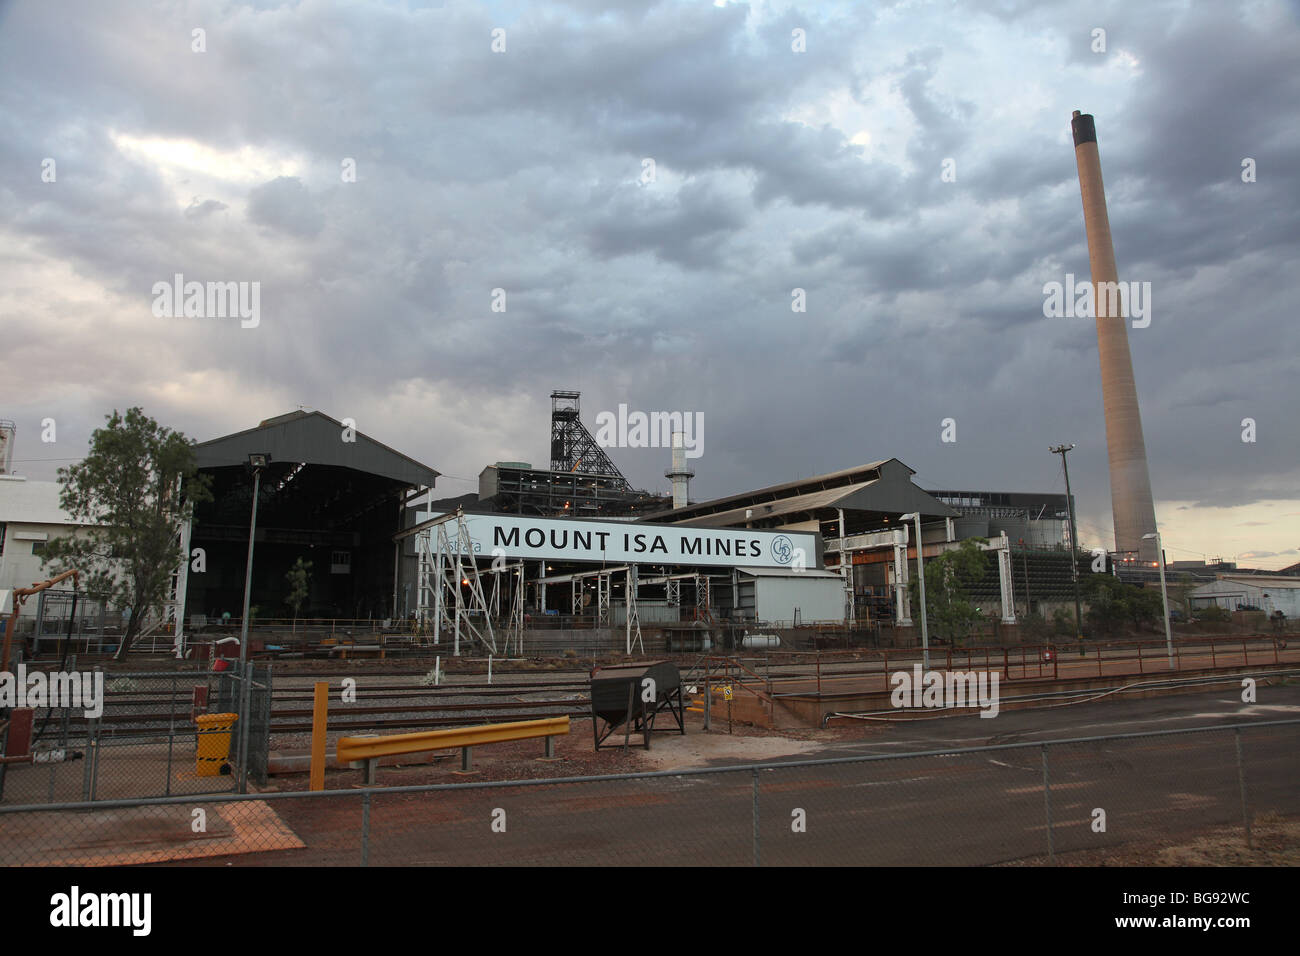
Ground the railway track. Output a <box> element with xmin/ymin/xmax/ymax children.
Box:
<box><xmin>51</xmin><ymin>676</ymin><xmax>593</xmax><ymax>737</ymax></box>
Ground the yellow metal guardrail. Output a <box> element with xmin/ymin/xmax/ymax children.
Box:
<box><xmin>336</xmin><ymin>717</ymin><xmax>570</xmax><ymax>781</ymax></box>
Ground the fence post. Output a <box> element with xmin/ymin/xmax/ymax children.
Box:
<box><xmin>361</xmin><ymin>790</ymin><xmax>372</xmax><ymax>866</ymax></box>
<box><xmin>751</xmin><ymin>767</ymin><xmax>760</xmax><ymax>867</ymax></box>
<box><xmin>89</xmin><ymin>718</ymin><xmax>102</xmax><ymax>802</ymax></box>
<box><xmin>1041</xmin><ymin>744</ymin><xmax>1055</xmax><ymax>864</ymax></box>
<box><xmin>235</xmin><ymin>662</ymin><xmax>250</xmax><ymax>794</ymax></box>
<box><xmin>703</xmin><ymin>662</ymin><xmax>711</xmax><ymax>732</ymax></box>
<box><xmin>1234</xmin><ymin>728</ymin><xmax>1252</xmax><ymax>851</ymax></box>
<box><xmin>166</xmin><ymin>674</ymin><xmax>177</xmax><ymax>798</ymax></box>
<box><xmin>81</xmin><ymin>717</ymin><xmax>96</xmax><ymax>801</ymax></box>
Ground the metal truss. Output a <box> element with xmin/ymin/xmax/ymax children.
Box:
<box><xmin>625</xmin><ymin>566</ymin><xmax>643</xmax><ymax>654</ymax></box>
<box><xmin>597</xmin><ymin>572</ymin><xmax>611</xmax><ymax>625</ymax></box>
<box><xmin>488</xmin><ymin>559</ymin><xmax>526</xmax><ymax>656</ymax></box>
<box><xmin>549</xmin><ymin>390</ymin><xmax>630</xmax><ymax>488</ymax></box>
<box><xmin>414</xmin><ymin>510</ymin><xmax>497</xmax><ymax>655</ymax></box>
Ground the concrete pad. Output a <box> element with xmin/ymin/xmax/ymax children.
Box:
<box><xmin>9</xmin><ymin>801</ymin><xmax>305</xmax><ymax>866</ymax></box>
<box><xmin>633</xmin><ymin>730</ymin><xmax>822</xmax><ymax>771</ymax></box>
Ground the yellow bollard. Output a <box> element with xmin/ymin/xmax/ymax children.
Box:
<box><xmin>310</xmin><ymin>681</ymin><xmax>329</xmax><ymax>791</ymax></box>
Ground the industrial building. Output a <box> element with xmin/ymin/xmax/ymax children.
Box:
<box><xmin>0</xmin><ymin>476</ymin><xmax>90</xmax><ymax>629</ymax></box>
<box><xmin>1190</xmin><ymin>576</ymin><xmax>1300</xmax><ymax>618</ymax></box>
<box><xmin>9</xmin><ymin>367</ymin><xmax>1239</xmax><ymax>658</ymax></box>
<box><xmin>477</xmin><ymin>392</ymin><xmax>668</xmax><ymax>518</ymax></box>
<box><xmin>183</xmin><ymin>410</ymin><xmax>439</xmax><ymax>633</ymax></box>
<box><xmin>0</xmin><ymin>428</ymin><xmax>113</xmax><ymax>648</ymax></box>
<box><xmin>642</xmin><ymin>463</ymin><xmax>1087</xmax><ymax>625</ymax></box>
<box><xmin>926</xmin><ymin>489</ymin><xmax>1071</xmax><ymax>550</ymax></box>
<box><xmin>171</xmin><ymin>397</ymin><xmax>1106</xmax><ymax>654</ymax></box>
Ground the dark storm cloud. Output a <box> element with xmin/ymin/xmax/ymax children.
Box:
<box><xmin>0</xmin><ymin>0</ymin><xmax>1296</xmax><ymax>563</ymax></box>
<box><xmin>247</xmin><ymin>176</ymin><xmax>324</xmax><ymax>237</ymax></box>
<box><xmin>583</xmin><ymin>177</ymin><xmax>749</xmax><ymax>267</ymax></box>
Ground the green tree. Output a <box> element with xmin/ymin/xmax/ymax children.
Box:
<box><xmin>1197</xmin><ymin>605</ymin><xmax>1231</xmax><ymax>624</ymax></box>
<box><xmin>285</xmin><ymin>557</ymin><xmax>313</xmax><ymax>633</ymax></box>
<box><xmin>1051</xmin><ymin>607</ymin><xmax>1075</xmax><ymax>637</ymax></box>
<box><xmin>1167</xmin><ymin>573</ymin><xmax>1197</xmax><ymax>619</ymax></box>
<box><xmin>1081</xmin><ymin>573</ymin><xmax>1163</xmax><ymax>636</ymax></box>
<box><xmin>42</xmin><ymin>408</ymin><xmax>211</xmax><ymax>660</ymax></box>
<box><xmin>908</xmin><ymin>539</ymin><xmax>988</xmax><ymax>644</ymax></box>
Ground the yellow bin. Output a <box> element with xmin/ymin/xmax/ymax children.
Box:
<box><xmin>195</xmin><ymin>712</ymin><xmax>239</xmax><ymax>777</ymax></box>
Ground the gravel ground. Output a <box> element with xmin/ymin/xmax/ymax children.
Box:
<box><xmin>998</xmin><ymin>813</ymin><xmax>1299</xmax><ymax>866</ymax></box>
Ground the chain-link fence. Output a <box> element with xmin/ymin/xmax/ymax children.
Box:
<box><xmin>0</xmin><ymin>719</ymin><xmax>1295</xmax><ymax>867</ymax></box>
<box><xmin>0</xmin><ymin>665</ymin><xmax>274</xmax><ymax>805</ymax></box>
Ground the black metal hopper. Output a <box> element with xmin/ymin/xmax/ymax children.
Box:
<box><xmin>590</xmin><ymin>661</ymin><xmax>685</xmax><ymax>751</ymax></box>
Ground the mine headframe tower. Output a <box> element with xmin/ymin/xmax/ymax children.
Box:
<box><xmin>549</xmin><ymin>390</ymin><xmax>631</xmax><ymax>491</ymax></box>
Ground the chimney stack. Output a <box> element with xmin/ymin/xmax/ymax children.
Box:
<box><xmin>665</xmin><ymin>431</ymin><xmax>694</xmax><ymax>509</ymax></box>
<box><xmin>1071</xmin><ymin>110</ymin><xmax>1159</xmax><ymax>563</ymax></box>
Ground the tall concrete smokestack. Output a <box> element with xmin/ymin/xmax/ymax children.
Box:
<box><xmin>665</xmin><ymin>431</ymin><xmax>694</xmax><ymax>509</ymax></box>
<box><xmin>1071</xmin><ymin>110</ymin><xmax>1158</xmax><ymax>563</ymax></box>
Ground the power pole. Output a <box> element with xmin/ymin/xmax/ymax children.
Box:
<box><xmin>1050</xmin><ymin>444</ymin><xmax>1084</xmax><ymax>642</ymax></box>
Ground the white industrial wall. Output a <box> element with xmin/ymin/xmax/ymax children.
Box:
<box><xmin>1261</xmin><ymin>589</ymin><xmax>1300</xmax><ymax>616</ymax></box>
<box><xmin>0</xmin><ymin>523</ymin><xmax>81</xmax><ymax>621</ymax></box>
<box><xmin>1190</xmin><ymin>580</ymin><xmax>1300</xmax><ymax>616</ymax></box>
<box><xmin>613</xmin><ymin>600</ymin><xmax>682</xmax><ymax>625</ymax></box>
<box><xmin>753</xmin><ymin>576</ymin><xmax>844</xmax><ymax>624</ymax></box>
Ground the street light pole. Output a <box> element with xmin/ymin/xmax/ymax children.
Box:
<box><xmin>237</xmin><ymin>454</ymin><xmax>269</xmax><ymax>792</ymax></box>
<box><xmin>1050</xmin><ymin>444</ymin><xmax>1084</xmax><ymax>642</ymax></box>
<box><xmin>901</xmin><ymin>512</ymin><xmax>929</xmax><ymax>670</ymax></box>
<box><xmin>1144</xmin><ymin>531</ymin><xmax>1174</xmax><ymax>670</ymax></box>
<box><xmin>238</xmin><ymin>467</ymin><xmax>262</xmax><ymax>671</ymax></box>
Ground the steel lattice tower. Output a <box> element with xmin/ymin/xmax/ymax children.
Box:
<box><xmin>549</xmin><ymin>391</ymin><xmax>630</xmax><ymax>490</ymax></box>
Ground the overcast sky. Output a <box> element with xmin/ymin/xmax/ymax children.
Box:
<box><xmin>1</xmin><ymin>0</ymin><xmax>1297</xmax><ymax>568</ymax></box>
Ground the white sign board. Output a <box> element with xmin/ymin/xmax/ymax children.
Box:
<box><xmin>415</xmin><ymin>513</ymin><xmax>818</xmax><ymax>570</ymax></box>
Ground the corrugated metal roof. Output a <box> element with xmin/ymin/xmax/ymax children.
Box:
<box><xmin>652</xmin><ymin>460</ymin><xmax>893</xmax><ymax>520</ymax></box>
<box><xmin>1218</xmin><ymin>575</ymin><xmax>1300</xmax><ymax>589</ymax></box>
<box><xmin>195</xmin><ymin>410</ymin><xmax>439</xmax><ymax>487</ymax></box>
<box><xmin>735</xmin><ymin>567</ymin><xmax>842</xmax><ymax>579</ymax></box>
<box><xmin>652</xmin><ymin>459</ymin><xmax>958</xmax><ymax>526</ymax></box>
<box><xmin>1193</xmin><ymin>576</ymin><xmax>1300</xmax><ymax>593</ymax></box>
<box><xmin>666</xmin><ymin>483</ymin><xmax>880</xmax><ymax>526</ymax></box>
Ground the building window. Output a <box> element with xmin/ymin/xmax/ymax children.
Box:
<box><xmin>32</xmin><ymin>541</ymin><xmax>48</xmax><ymax>555</ymax></box>
<box><xmin>330</xmin><ymin>550</ymin><xmax>351</xmax><ymax>575</ymax></box>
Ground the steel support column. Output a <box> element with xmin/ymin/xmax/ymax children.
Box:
<box><xmin>997</xmin><ymin>532</ymin><xmax>1017</xmax><ymax>624</ymax></box>
<box><xmin>893</xmin><ymin>526</ymin><xmax>913</xmax><ymax>627</ymax></box>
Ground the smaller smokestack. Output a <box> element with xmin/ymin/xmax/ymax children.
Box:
<box><xmin>665</xmin><ymin>431</ymin><xmax>694</xmax><ymax>509</ymax></box>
